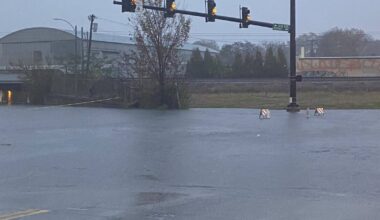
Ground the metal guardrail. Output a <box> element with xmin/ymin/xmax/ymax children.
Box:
<box><xmin>302</xmin><ymin>77</ymin><xmax>380</xmax><ymax>81</ymax></box>
<box><xmin>190</xmin><ymin>77</ymin><xmax>380</xmax><ymax>84</ymax></box>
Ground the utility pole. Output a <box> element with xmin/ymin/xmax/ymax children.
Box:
<box><xmin>74</xmin><ymin>25</ymin><xmax>78</xmax><ymax>95</ymax></box>
<box><xmin>286</xmin><ymin>0</ymin><xmax>300</xmax><ymax>112</ymax></box>
<box><xmin>81</xmin><ymin>27</ymin><xmax>84</xmax><ymax>76</ymax></box>
<box><xmin>86</xmin><ymin>14</ymin><xmax>96</xmax><ymax>77</ymax></box>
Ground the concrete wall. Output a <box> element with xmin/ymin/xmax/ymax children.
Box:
<box><xmin>297</xmin><ymin>57</ymin><xmax>380</xmax><ymax>77</ymax></box>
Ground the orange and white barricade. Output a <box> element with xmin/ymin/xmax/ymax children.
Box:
<box><xmin>314</xmin><ymin>107</ymin><xmax>325</xmax><ymax>117</ymax></box>
<box><xmin>259</xmin><ymin>109</ymin><xmax>271</xmax><ymax>120</ymax></box>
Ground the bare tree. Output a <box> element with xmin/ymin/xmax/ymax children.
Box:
<box><xmin>318</xmin><ymin>28</ymin><xmax>372</xmax><ymax>57</ymax></box>
<box><xmin>130</xmin><ymin>0</ymin><xmax>191</xmax><ymax>107</ymax></box>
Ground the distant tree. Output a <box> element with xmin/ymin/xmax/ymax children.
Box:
<box><xmin>276</xmin><ymin>48</ymin><xmax>289</xmax><ymax>78</ymax></box>
<box><xmin>187</xmin><ymin>49</ymin><xmax>228</xmax><ymax>79</ymax></box>
<box><xmin>193</xmin><ymin>40</ymin><xmax>220</xmax><ymax>51</ymax></box>
<box><xmin>232</xmin><ymin>52</ymin><xmax>244</xmax><ymax>77</ymax></box>
<box><xmin>362</xmin><ymin>40</ymin><xmax>380</xmax><ymax>56</ymax></box>
<box><xmin>318</xmin><ymin>28</ymin><xmax>372</xmax><ymax>57</ymax></box>
<box><xmin>213</xmin><ymin>55</ymin><xmax>226</xmax><ymax>78</ymax></box>
<box><xmin>219</xmin><ymin>44</ymin><xmax>235</xmax><ymax>66</ymax></box>
<box><xmin>263</xmin><ymin>47</ymin><xmax>277</xmax><ymax>77</ymax></box>
<box><xmin>253</xmin><ymin>50</ymin><xmax>264</xmax><ymax>78</ymax></box>
<box><xmin>219</xmin><ymin>42</ymin><xmax>262</xmax><ymax>66</ymax></box>
<box><xmin>296</xmin><ymin>33</ymin><xmax>319</xmax><ymax>57</ymax></box>
<box><xmin>243</xmin><ymin>52</ymin><xmax>254</xmax><ymax>78</ymax></box>
<box><xmin>203</xmin><ymin>49</ymin><xmax>217</xmax><ymax>78</ymax></box>
<box><xmin>186</xmin><ymin>48</ymin><xmax>204</xmax><ymax>78</ymax></box>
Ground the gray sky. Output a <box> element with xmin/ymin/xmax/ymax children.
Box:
<box><xmin>0</xmin><ymin>0</ymin><xmax>379</xmax><ymax>44</ymax></box>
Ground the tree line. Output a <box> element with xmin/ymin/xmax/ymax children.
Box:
<box><xmin>186</xmin><ymin>44</ymin><xmax>289</xmax><ymax>79</ymax></box>
<box><xmin>187</xmin><ymin>27</ymin><xmax>380</xmax><ymax>79</ymax></box>
<box><xmin>296</xmin><ymin>28</ymin><xmax>380</xmax><ymax>57</ymax></box>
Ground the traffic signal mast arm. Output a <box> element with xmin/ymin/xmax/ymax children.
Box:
<box><xmin>113</xmin><ymin>1</ymin><xmax>285</xmax><ymax>30</ymax></box>
<box><xmin>142</xmin><ymin>5</ymin><xmax>276</xmax><ymax>29</ymax></box>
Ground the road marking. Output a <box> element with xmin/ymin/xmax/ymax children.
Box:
<box><xmin>67</xmin><ymin>207</ymin><xmax>89</xmax><ymax>211</ymax></box>
<box><xmin>0</xmin><ymin>209</ymin><xmax>49</xmax><ymax>220</ymax></box>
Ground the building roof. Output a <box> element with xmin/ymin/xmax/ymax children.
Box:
<box><xmin>0</xmin><ymin>27</ymin><xmax>74</xmax><ymax>44</ymax></box>
<box><xmin>0</xmin><ymin>27</ymin><xmax>219</xmax><ymax>53</ymax></box>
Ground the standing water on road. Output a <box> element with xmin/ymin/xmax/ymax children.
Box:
<box><xmin>1</xmin><ymin>106</ymin><xmax>380</xmax><ymax>220</ymax></box>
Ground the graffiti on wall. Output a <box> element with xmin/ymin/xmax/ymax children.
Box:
<box><xmin>297</xmin><ymin>58</ymin><xmax>380</xmax><ymax>77</ymax></box>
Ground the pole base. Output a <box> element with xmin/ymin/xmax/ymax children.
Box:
<box><xmin>286</xmin><ymin>103</ymin><xmax>301</xmax><ymax>112</ymax></box>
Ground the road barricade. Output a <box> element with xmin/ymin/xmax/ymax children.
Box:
<box><xmin>259</xmin><ymin>109</ymin><xmax>271</xmax><ymax>120</ymax></box>
<box><xmin>314</xmin><ymin>107</ymin><xmax>325</xmax><ymax>117</ymax></box>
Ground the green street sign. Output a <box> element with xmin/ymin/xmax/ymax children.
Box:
<box><xmin>273</xmin><ymin>23</ymin><xmax>290</xmax><ymax>32</ymax></box>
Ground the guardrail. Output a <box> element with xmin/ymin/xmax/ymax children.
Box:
<box><xmin>189</xmin><ymin>77</ymin><xmax>380</xmax><ymax>84</ymax></box>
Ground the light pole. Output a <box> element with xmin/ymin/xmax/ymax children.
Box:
<box><xmin>53</xmin><ymin>18</ymin><xmax>78</xmax><ymax>95</ymax></box>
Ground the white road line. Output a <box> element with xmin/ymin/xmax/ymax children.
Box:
<box><xmin>0</xmin><ymin>209</ymin><xmax>49</xmax><ymax>220</ymax></box>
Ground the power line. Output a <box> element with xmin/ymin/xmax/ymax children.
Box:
<box><xmin>96</xmin><ymin>17</ymin><xmax>134</xmax><ymax>28</ymax></box>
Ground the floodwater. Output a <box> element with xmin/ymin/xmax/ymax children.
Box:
<box><xmin>0</xmin><ymin>106</ymin><xmax>380</xmax><ymax>220</ymax></box>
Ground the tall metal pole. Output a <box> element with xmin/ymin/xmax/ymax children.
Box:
<box><xmin>81</xmin><ymin>27</ymin><xmax>84</xmax><ymax>76</ymax></box>
<box><xmin>287</xmin><ymin>0</ymin><xmax>300</xmax><ymax>112</ymax></box>
<box><xmin>86</xmin><ymin>14</ymin><xmax>96</xmax><ymax>77</ymax></box>
<box><xmin>74</xmin><ymin>25</ymin><xmax>78</xmax><ymax>95</ymax></box>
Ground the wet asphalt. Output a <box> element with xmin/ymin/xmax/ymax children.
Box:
<box><xmin>0</xmin><ymin>106</ymin><xmax>380</xmax><ymax>219</ymax></box>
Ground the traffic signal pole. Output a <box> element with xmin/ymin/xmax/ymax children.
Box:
<box><xmin>287</xmin><ymin>0</ymin><xmax>300</xmax><ymax>112</ymax></box>
<box><xmin>116</xmin><ymin>0</ymin><xmax>301</xmax><ymax>112</ymax></box>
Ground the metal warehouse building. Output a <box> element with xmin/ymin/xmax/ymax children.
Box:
<box><xmin>0</xmin><ymin>27</ymin><xmax>218</xmax><ymax>69</ymax></box>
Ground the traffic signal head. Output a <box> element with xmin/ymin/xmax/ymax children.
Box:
<box><xmin>241</xmin><ymin>7</ymin><xmax>251</xmax><ymax>28</ymax></box>
<box><xmin>207</xmin><ymin>0</ymin><xmax>217</xmax><ymax>22</ymax></box>
<box><xmin>115</xmin><ymin>0</ymin><xmax>136</xmax><ymax>13</ymax></box>
<box><xmin>165</xmin><ymin>0</ymin><xmax>176</xmax><ymax>18</ymax></box>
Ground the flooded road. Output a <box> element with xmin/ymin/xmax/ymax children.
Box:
<box><xmin>0</xmin><ymin>106</ymin><xmax>380</xmax><ymax>219</ymax></box>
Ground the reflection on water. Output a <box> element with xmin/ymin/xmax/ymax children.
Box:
<box><xmin>7</xmin><ymin>90</ymin><xmax>12</xmax><ymax>105</ymax></box>
<box><xmin>0</xmin><ymin>90</ymin><xmax>13</xmax><ymax>105</ymax></box>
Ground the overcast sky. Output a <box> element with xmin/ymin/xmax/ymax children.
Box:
<box><xmin>0</xmin><ymin>0</ymin><xmax>378</xmax><ymax>44</ymax></box>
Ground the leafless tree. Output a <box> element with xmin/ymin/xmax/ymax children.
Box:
<box><xmin>129</xmin><ymin>0</ymin><xmax>191</xmax><ymax>107</ymax></box>
<box><xmin>318</xmin><ymin>28</ymin><xmax>372</xmax><ymax>57</ymax></box>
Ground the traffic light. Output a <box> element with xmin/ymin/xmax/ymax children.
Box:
<box><xmin>240</xmin><ymin>7</ymin><xmax>251</xmax><ymax>28</ymax></box>
<box><xmin>165</xmin><ymin>0</ymin><xmax>176</xmax><ymax>18</ymax></box>
<box><xmin>113</xmin><ymin>0</ymin><xmax>137</xmax><ymax>13</ymax></box>
<box><xmin>207</xmin><ymin>0</ymin><xmax>217</xmax><ymax>22</ymax></box>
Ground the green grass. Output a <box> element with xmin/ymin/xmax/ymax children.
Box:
<box><xmin>190</xmin><ymin>91</ymin><xmax>380</xmax><ymax>109</ymax></box>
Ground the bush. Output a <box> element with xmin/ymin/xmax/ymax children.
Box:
<box><xmin>137</xmin><ymin>79</ymin><xmax>190</xmax><ymax>109</ymax></box>
<box><xmin>24</xmin><ymin>70</ymin><xmax>55</xmax><ymax>105</ymax></box>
